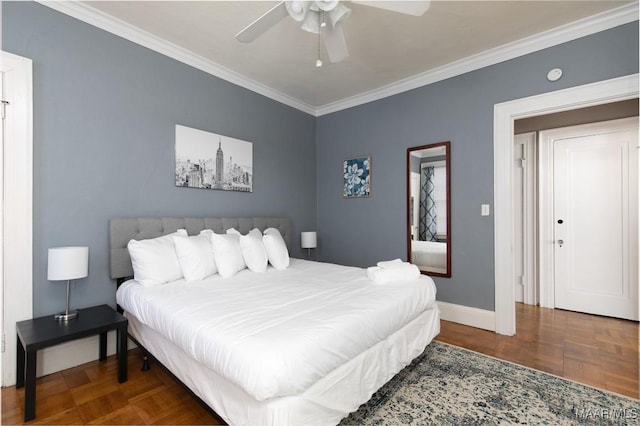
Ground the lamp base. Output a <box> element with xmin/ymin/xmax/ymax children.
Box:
<box><xmin>55</xmin><ymin>310</ymin><xmax>79</xmax><ymax>322</ymax></box>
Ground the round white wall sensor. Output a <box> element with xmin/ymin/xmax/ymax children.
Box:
<box><xmin>547</xmin><ymin>68</ymin><xmax>563</xmax><ymax>82</ymax></box>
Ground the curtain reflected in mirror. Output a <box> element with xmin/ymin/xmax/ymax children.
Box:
<box><xmin>407</xmin><ymin>142</ymin><xmax>451</xmax><ymax>277</ymax></box>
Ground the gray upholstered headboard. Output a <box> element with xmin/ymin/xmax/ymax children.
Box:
<box><xmin>109</xmin><ymin>217</ymin><xmax>292</xmax><ymax>280</ymax></box>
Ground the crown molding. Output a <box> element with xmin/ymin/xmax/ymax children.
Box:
<box><xmin>37</xmin><ymin>1</ymin><xmax>638</xmax><ymax>118</ymax></box>
<box><xmin>316</xmin><ymin>2</ymin><xmax>639</xmax><ymax>116</ymax></box>
<box><xmin>36</xmin><ymin>0</ymin><xmax>317</xmax><ymax>116</ymax></box>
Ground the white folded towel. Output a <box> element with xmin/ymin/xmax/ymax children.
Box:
<box><xmin>377</xmin><ymin>258</ymin><xmax>411</xmax><ymax>269</ymax></box>
<box><xmin>367</xmin><ymin>263</ymin><xmax>420</xmax><ymax>284</ymax></box>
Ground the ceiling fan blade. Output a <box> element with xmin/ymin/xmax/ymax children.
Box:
<box><xmin>236</xmin><ymin>1</ymin><xmax>289</xmax><ymax>43</ymax></box>
<box><xmin>350</xmin><ymin>0</ymin><xmax>431</xmax><ymax>16</ymax></box>
<box><xmin>322</xmin><ymin>24</ymin><xmax>349</xmax><ymax>63</ymax></box>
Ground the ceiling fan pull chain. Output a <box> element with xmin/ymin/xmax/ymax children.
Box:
<box><xmin>316</xmin><ymin>11</ymin><xmax>323</xmax><ymax>67</ymax></box>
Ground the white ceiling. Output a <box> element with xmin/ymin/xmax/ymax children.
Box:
<box><xmin>46</xmin><ymin>1</ymin><xmax>637</xmax><ymax>115</ymax></box>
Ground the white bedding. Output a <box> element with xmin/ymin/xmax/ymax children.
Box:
<box><xmin>411</xmin><ymin>240</ymin><xmax>447</xmax><ymax>270</ymax></box>
<box><xmin>125</xmin><ymin>303</ymin><xmax>440</xmax><ymax>426</ymax></box>
<box><xmin>116</xmin><ymin>259</ymin><xmax>437</xmax><ymax>402</ymax></box>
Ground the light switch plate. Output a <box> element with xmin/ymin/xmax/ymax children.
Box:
<box><xmin>481</xmin><ymin>204</ymin><xmax>490</xmax><ymax>216</ymax></box>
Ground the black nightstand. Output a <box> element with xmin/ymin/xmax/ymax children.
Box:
<box><xmin>15</xmin><ymin>304</ymin><xmax>128</xmax><ymax>421</ymax></box>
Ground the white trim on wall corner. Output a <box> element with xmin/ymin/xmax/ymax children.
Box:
<box><xmin>317</xmin><ymin>3</ymin><xmax>639</xmax><ymax>116</ymax></box>
<box><xmin>437</xmin><ymin>301</ymin><xmax>496</xmax><ymax>332</ymax></box>
<box><xmin>36</xmin><ymin>1</ymin><xmax>638</xmax><ymax>117</ymax></box>
<box><xmin>1</xmin><ymin>51</ymin><xmax>33</xmax><ymax>387</ymax></box>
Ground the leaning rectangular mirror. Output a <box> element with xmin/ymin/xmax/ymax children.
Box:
<box><xmin>407</xmin><ymin>141</ymin><xmax>451</xmax><ymax>277</ymax></box>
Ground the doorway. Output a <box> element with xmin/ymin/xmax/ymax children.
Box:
<box><xmin>541</xmin><ymin>118</ymin><xmax>638</xmax><ymax>320</ymax></box>
<box><xmin>514</xmin><ymin>116</ymin><xmax>638</xmax><ymax>322</ymax></box>
<box><xmin>493</xmin><ymin>74</ymin><xmax>639</xmax><ymax>336</ymax></box>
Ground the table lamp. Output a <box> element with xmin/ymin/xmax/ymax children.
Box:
<box><xmin>301</xmin><ymin>231</ymin><xmax>317</xmax><ymax>259</ymax></box>
<box><xmin>47</xmin><ymin>246</ymin><xmax>88</xmax><ymax>321</ymax></box>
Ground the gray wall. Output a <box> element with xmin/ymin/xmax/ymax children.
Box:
<box><xmin>2</xmin><ymin>2</ymin><xmax>317</xmax><ymax>317</ymax></box>
<box><xmin>316</xmin><ymin>22</ymin><xmax>639</xmax><ymax>311</ymax></box>
<box><xmin>3</xmin><ymin>1</ymin><xmax>638</xmax><ymax>316</ymax></box>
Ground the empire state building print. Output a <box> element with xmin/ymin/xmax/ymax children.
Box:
<box><xmin>175</xmin><ymin>125</ymin><xmax>253</xmax><ymax>192</ymax></box>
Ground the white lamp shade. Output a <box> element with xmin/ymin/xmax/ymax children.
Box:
<box><xmin>301</xmin><ymin>232</ymin><xmax>317</xmax><ymax>249</ymax></box>
<box><xmin>48</xmin><ymin>247</ymin><xmax>89</xmax><ymax>281</ymax></box>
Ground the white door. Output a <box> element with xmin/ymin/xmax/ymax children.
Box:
<box><xmin>552</xmin><ymin>118</ymin><xmax>638</xmax><ymax>320</ymax></box>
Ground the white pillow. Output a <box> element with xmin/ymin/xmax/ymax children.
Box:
<box><xmin>204</xmin><ymin>230</ymin><xmax>246</xmax><ymax>278</ymax></box>
<box><xmin>226</xmin><ymin>227</ymin><xmax>241</xmax><ymax>236</ymax></box>
<box><xmin>239</xmin><ymin>228</ymin><xmax>268</xmax><ymax>273</ymax></box>
<box><xmin>263</xmin><ymin>227</ymin><xmax>290</xmax><ymax>270</ymax></box>
<box><xmin>127</xmin><ymin>229</ymin><xmax>187</xmax><ymax>287</ymax></box>
<box><xmin>172</xmin><ymin>234</ymin><xmax>217</xmax><ymax>281</ymax></box>
<box><xmin>225</xmin><ymin>228</ymin><xmax>248</xmax><ymax>269</ymax></box>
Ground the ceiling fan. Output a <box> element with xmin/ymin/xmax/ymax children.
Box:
<box><xmin>236</xmin><ymin>1</ymin><xmax>431</xmax><ymax>66</ymax></box>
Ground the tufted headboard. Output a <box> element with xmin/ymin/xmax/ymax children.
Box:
<box><xmin>109</xmin><ymin>216</ymin><xmax>292</xmax><ymax>280</ymax></box>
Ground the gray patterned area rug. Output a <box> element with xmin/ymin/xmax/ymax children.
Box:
<box><xmin>340</xmin><ymin>341</ymin><xmax>639</xmax><ymax>425</ymax></box>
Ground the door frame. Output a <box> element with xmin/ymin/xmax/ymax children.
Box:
<box><xmin>493</xmin><ymin>73</ymin><xmax>639</xmax><ymax>335</ymax></box>
<box><xmin>538</xmin><ymin>117</ymin><xmax>638</xmax><ymax>315</ymax></box>
<box><xmin>1</xmin><ymin>51</ymin><xmax>33</xmax><ymax>386</ymax></box>
<box><xmin>513</xmin><ymin>132</ymin><xmax>538</xmax><ymax>306</ymax></box>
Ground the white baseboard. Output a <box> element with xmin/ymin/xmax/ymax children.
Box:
<box><xmin>437</xmin><ymin>301</ymin><xmax>496</xmax><ymax>332</ymax></box>
<box><xmin>31</xmin><ymin>332</ymin><xmax>136</xmax><ymax>381</ymax></box>
<box><xmin>515</xmin><ymin>284</ymin><xmax>524</xmax><ymax>303</ymax></box>
<box><xmin>36</xmin><ymin>332</ymin><xmax>118</xmax><ymax>378</ymax></box>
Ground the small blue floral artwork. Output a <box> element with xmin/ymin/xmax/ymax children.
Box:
<box><xmin>343</xmin><ymin>156</ymin><xmax>371</xmax><ymax>198</ymax></box>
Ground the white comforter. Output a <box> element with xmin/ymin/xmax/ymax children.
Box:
<box><xmin>117</xmin><ymin>259</ymin><xmax>437</xmax><ymax>402</ymax></box>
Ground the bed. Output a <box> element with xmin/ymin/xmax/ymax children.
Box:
<box><xmin>110</xmin><ymin>216</ymin><xmax>440</xmax><ymax>426</ymax></box>
<box><xmin>411</xmin><ymin>240</ymin><xmax>448</xmax><ymax>274</ymax></box>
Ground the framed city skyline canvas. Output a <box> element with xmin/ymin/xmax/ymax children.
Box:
<box><xmin>175</xmin><ymin>125</ymin><xmax>253</xmax><ymax>192</ymax></box>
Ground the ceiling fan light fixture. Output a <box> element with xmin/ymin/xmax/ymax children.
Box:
<box><xmin>301</xmin><ymin>10</ymin><xmax>321</xmax><ymax>33</ymax></box>
<box><xmin>285</xmin><ymin>1</ymin><xmax>311</xmax><ymax>22</ymax></box>
<box><xmin>238</xmin><ymin>0</ymin><xmax>433</xmax><ymax>65</ymax></box>
<box><xmin>328</xmin><ymin>3</ymin><xmax>351</xmax><ymax>27</ymax></box>
<box><xmin>315</xmin><ymin>0</ymin><xmax>339</xmax><ymax>12</ymax></box>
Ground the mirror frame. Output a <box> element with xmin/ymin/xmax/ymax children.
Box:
<box><xmin>406</xmin><ymin>141</ymin><xmax>451</xmax><ymax>277</ymax></box>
